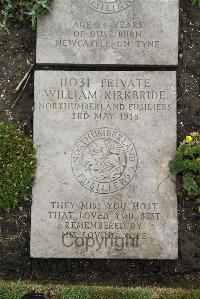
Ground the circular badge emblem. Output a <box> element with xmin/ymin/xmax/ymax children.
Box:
<box><xmin>71</xmin><ymin>128</ymin><xmax>138</xmax><ymax>194</ymax></box>
<box><xmin>83</xmin><ymin>0</ymin><xmax>135</xmax><ymax>14</ymax></box>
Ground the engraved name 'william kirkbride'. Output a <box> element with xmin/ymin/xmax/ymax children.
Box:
<box><xmin>39</xmin><ymin>77</ymin><xmax>171</xmax><ymax>112</ymax></box>
<box><xmin>44</xmin><ymin>77</ymin><xmax>166</xmax><ymax>101</ymax></box>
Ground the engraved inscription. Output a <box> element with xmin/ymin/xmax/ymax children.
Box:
<box><xmin>31</xmin><ymin>71</ymin><xmax>178</xmax><ymax>259</ymax></box>
<box><xmin>72</xmin><ymin>127</ymin><xmax>138</xmax><ymax>194</ymax></box>
<box><xmin>83</xmin><ymin>0</ymin><xmax>135</xmax><ymax>14</ymax></box>
<box><xmin>36</xmin><ymin>0</ymin><xmax>179</xmax><ymax>65</ymax></box>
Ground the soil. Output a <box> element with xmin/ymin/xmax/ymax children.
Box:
<box><xmin>0</xmin><ymin>0</ymin><xmax>200</xmax><ymax>289</ymax></box>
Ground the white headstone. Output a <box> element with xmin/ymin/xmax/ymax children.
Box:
<box><xmin>36</xmin><ymin>0</ymin><xmax>179</xmax><ymax>65</ymax></box>
<box><xmin>31</xmin><ymin>70</ymin><xmax>178</xmax><ymax>259</ymax></box>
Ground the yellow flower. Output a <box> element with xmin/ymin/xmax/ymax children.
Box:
<box><xmin>185</xmin><ymin>135</ymin><xmax>193</xmax><ymax>143</ymax></box>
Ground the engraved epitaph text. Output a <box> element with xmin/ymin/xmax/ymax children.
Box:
<box><xmin>36</xmin><ymin>0</ymin><xmax>179</xmax><ymax>65</ymax></box>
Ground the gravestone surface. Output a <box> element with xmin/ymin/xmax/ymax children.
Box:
<box><xmin>31</xmin><ymin>70</ymin><xmax>178</xmax><ymax>259</ymax></box>
<box><xmin>36</xmin><ymin>0</ymin><xmax>179</xmax><ymax>65</ymax></box>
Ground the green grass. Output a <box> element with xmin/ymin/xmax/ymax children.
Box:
<box><xmin>0</xmin><ymin>281</ymin><xmax>22</xmax><ymax>299</ymax></box>
<box><xmin>59</xmin><ymin>286</ymin><xmax>152</xmax><ymax>299</ymax></box>
<box><xmin>0</xmin><ymin>281</ymin><xmax>200</xmax><ymax>299</ymax></box>
<box><xmin>192</xmin><ymin>0</ymin><xmax>200</xmax><ymax>6</ymax></box>
<box><xmin>0</xmin><ymin>122</ymin><xmax>37</xmax><ymax>209</ymax></box>
<box><xmin>0</xmin><ymin>0</ymin><xmax>50</xmax><ymax>33</ymax></box>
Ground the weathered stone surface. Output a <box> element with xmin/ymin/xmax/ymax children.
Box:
<box><xmin>31</xmin><ymin>70</ymin><xmax>178</xmax><ymax>259</ymax></box>
<box><xmin>36</xmin><ymin>0</ymin><xmax>179</xmax><ymax>65</ymax></box>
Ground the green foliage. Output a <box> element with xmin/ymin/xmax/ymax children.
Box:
<box><xmin>0</xmin><ymin>281</ymin><xmax>23</xmax><ymax>299</ymax></box>
<box><xmin>169</xmin><ymin>133</ymin><xmax>200</xmax><ymax>211</ymax></box>
<box><xmin>0</xmin><ymin>122</ymin><xmax>36</xmax><ymax>209</ymax></box>
<box><xmin>0</xmin><ymin>0</ymin><xmax>50</xmax><ymax>33</ymax></box>
<box><xmin>192</xmin><ymin>0</ymin><xmax>200</xmax><ymax>6</ymax></box>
